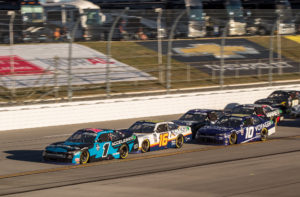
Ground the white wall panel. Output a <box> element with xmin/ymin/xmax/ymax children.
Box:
<box><xmin>1</xmin><ymin>84</ymin><xmax>299</xmax><ymax>131</ymax></box>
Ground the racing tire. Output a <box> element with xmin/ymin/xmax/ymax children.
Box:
<box><xmin>229</xmin><ymin>132</ymin><xmax>237</xmax><ymax>145</ymax></box>
<box><xmin>119</xmin><ymin>144</ymin><xmax>129</xmax><ymax>159</ymax></box>
<box><xmin>175</xmin><ymin>135</ymin><xmax>184</xmax><ymax>149</ymax></box>
<box><xmin>261</xmin><ymin>128</ymin><xmax>268</xmax><ymax>142</ymax></box>
<box><xmin>141</xmin><ymin>139</ymin><xmax>150</xmax><ymax>153</ymax></box>
<box><xmin>80</xmin><ymin>150</ymin><xmax>89</xmax><ymax>164</ymax></box>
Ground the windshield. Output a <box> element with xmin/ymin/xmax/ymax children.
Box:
<box><xmin>189</xmin><ymin>5</ymin><xmax>204</xmax><ymax>22</ymax></box>
<box><xmin>67</xmin><ymin>130</ymin><xmax>97</xmax><ymax>143</ymax></box>
<box><xmin>276</xmin><ymin>0</ymin><xmax>293</xmax><ymax>23</ymax></box>
<box><xmin>21</xmin><ymin>5</ymin><xmax>43</xmax><ymax>23</ymax></box>
<box><xmin>226</xmin><ymin>0</ymin><xmax>244</xmax><ymax>22</ymax></box>
<box><xmin>268</xmin><ymin>92</ymin><xmax>286</xmax><ymax>98</ymax></box>
<box><xmin>232</xmin><ymin>107</ymin><xmax>254</xmax><ymax>114</ymax></box>
<box><xmin>215</xmin><ymin>116</ymin><xmax>242</xmax><ymax>128</ymax></box>
<box><xmin>128</xmin><ymin>122</ymin><xmax>155</xmax><ymax>134</ymax></box>
<box><xmin>84</xmin><ymin>9</ymin><xmax>101</xmax><ymax>25</ymax></box>
<box><xmin>179</xmin><ymin>113</ymin><xmax>207</xmax><ymax>121</ymax></box>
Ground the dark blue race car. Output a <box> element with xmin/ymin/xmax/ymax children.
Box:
<box><xmin>43</xmin><ymin>128</ymin><xmax>138</xmax><ymax>164</ymax></box>
<box><xmin>173</xmin><ymin>109</ymin><xmax>224</xmax><ymax>139</ymax></box>
<box><xmin>195</xmin><ymin>114</ymin><xmax>276</xmax><ymax>145</ymax></box>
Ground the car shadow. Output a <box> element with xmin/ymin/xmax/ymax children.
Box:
<box><xmin>278</xmin><ymin>118</ymin><xmax>300</xmax><ymax>128</ymax></box>
<box><xmin>5</xmin><ymin>150</ymin><xmax>44</xmax><ymax>163</ymax></box>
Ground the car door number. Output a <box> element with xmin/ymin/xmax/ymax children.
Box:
<box><xmin>102</xmin><ymin>143</ymin><xmax>110</xmax><ymax>157</ymax></box>
<box><xmin>245</xmin><ymin>127</ymin><xmax>254</xmax><ymax>139</ymax></box>
<box><xmin>159</xmin><ymin>133</ymin><xmax>168</xmax><ymax>147</ymax></box>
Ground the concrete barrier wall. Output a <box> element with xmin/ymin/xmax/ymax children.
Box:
<box><xmin>1</xmin><ymin>84</ymin><xmax>300</xmax><ymax>131</ymax></box>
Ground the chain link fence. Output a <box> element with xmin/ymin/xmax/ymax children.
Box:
<box><xmin>0</xmin><ymin>7</ymin><xmax>300</xmax><ymax>105</ymax></box>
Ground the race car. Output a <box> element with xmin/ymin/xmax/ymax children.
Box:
<box><xmin>43</xmin><ymin>128</ymin><xmax>138</xmax><ymax>164</ymax></box>
<box><xmin>255</xmin><ymin>90</ymin><xmax>300</xmax><ymax>113</ymax></box>
<box><xmin>124</xmin><ymin>120</ymin><xmax>192</xmax><ymax>153</ymax></box>
<box><xmin>230</xmin><ymin>104</ymin><xmax>283</xmax><ymax>123</ymax></box>
<box><xmin>173</xmin><ymin>109</ymin><xmax>224</xmax><ymax>139</ymax></box>
<box><xmin>195</xmin><ymin>114</ymin><xmax>276</xmax><ymax>145</ymax></box>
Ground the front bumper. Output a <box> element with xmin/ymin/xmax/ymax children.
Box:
<box><xmin>195</xmin><ymin>134</ymin><xmax>228</xmax><ymax>145</ymax></box>
<box><xmin>43</xmin><ymin>150</ymin><xmax>80</xmax><ymax>164</ymax></box>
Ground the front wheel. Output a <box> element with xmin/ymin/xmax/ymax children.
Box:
<box><xmin>175</xmin><ymin>135</ymin><xmax>184</xmax><ymax>148</ymax></box>
<box><xmin>229</xmin><ymin>133</ymin><xmax>237</xmax><ymax>145</ymax></box>
<box><xmin>261</xmin><ymin>128</ymin><xmax>268</xmax><ymax>141</ymax></box>
<box><xmin>119</xmin><ymin>144</ymin><xmax>129</xmax><ymax>159</ymax></box>
<box><xmin>80</xmin><ymin>150</ymin><xmax>89</xmax><ymax>164</ymax></box>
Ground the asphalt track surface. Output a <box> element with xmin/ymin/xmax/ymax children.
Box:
<box><xmin>0</xmin><ymin>114</ymin><xmax>299</xmax><ymax>197</ymax></box>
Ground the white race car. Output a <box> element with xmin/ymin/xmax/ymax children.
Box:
<box><xmin>125</xmin><ymin>120</ymin><xmax>192</xmax><ymax>153</ymax></box>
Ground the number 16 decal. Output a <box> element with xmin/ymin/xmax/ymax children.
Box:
<box><xmin>245</xmin><ymin>127</ymin><xmax>254</xmax><ymax>139</ymax></box>
<box><xmin>159</xmin><ymin>133</ymin><xmax>168</xmax><ymax>147</ymax></box>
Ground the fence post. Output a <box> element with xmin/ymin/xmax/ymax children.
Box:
<box><xmin>269</xmin><ymin>23</ymin><xmax>277</xmax><ymax>86</ymax></box>
<box><xmin>257</xmin><ymin>59</ymin><xmax>261</xmax><ymax>79</ymax></box>
<box><xmin>54</xmin><ymin>56</ymin><xmax>59</xmax><ymax>101</ymax></box>
<box><xmin>166</xmin><ymin>10</ymin><xmax>187</xmax><ymax>93</ymax></box>
<box><xmin>67</xmin><ymin>17</ymin><xmax>81</xmax><ymax>102</ymax></box>
<box><xmin>220</xmin><ymin>22</ymin><xmax>229</xmax><ymax>89</ymax></box>
<box><xmin>106</xmin><ymin>7</ymin><xmax>129</xmax><ymax>98</ymax></box>
<box><xmin>8</xmin><ymin>11</ymin><xmax>16</xmax><ymax>100</ymax></box>
<box><xmin>277</xmin><ymin>15</ymin><xmax>282</xmax><ymax>75</ymax></box>
<box><xmin>155</xmin><ymin>8</ymin><xmax>164</xmax><ymax>83</ymax></box>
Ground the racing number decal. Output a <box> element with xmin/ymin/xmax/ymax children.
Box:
<box><xmin>245</xmin><ymin>127</ymin><xmax>254</xmax><ymax>139</ymax></box>
<box><xmin>159</xmin><ymin>133</ymin><xmax>168</xmax><ymax>147</ymax></box>
<box><xmin>102</xmin><ymin>143</ymin><xmax>110</xmax><ymax>157</ymax></box>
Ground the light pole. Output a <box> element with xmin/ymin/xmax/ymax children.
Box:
<box><xmin>155</xmin><ymin>8</ymin><xmax>163</xmax><ymax>83</ymax></box>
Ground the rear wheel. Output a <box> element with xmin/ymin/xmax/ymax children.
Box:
<box><xmin>261</xmin><ymin>128</ymin><xmax>268</xmax><ymax>141</ymax></box>
<box><xmin>141</xmin><ymin>139</ymin><xmax>150</xmax><ymax>153</ymax></box>
<box><xmin>175</xmin><ymin>135</ymin><xmax>184</xmax><ymax>148</ymax></box>
<box><xmin>80</xmin><ymin>150</ymin><xmax>89</xmax><ymax>164</ymax></box>
<box><xmin>229</xmin><ymin>133</ymin><xmax>237</xmax><ymax>145</ymax></box>
<box><xmin>119</xmin><ymin>144</ymin><xmax>129</xmax><ymax>159</ymax></box>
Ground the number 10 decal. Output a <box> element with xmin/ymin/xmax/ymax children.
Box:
<box><xmin>159</xmin><ymin>133</ymin><xmax>168</xmax><ymax>147</ymax></box>
<box><xmin>245</xmin><ymin>127</ymin><xmax>254</xmax><ymax>139</ymax></box>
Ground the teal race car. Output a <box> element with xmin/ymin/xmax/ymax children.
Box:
<box><xmin>43</xmin><ymin>128</ymin><xmax>138</xmax><ymax>164</ymax></box>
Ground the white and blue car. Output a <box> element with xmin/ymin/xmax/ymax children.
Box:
<box><xmin>195</xmin><ymin>114</ymin><xmax>276</xmax><ymax>145</ymax></box>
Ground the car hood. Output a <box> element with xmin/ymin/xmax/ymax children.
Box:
<box><xmin>255</xmin><ymin>98</ymin><xmax>284</xmax><ymax>106</ymax></box>
<box><xmin>198</xmin><ymin>125</ymin><xmax>234</xmax><ymax>135</ymax></box>
<box><xmin>172</xmin><ymin>120</ymin><xmax>200</xmax><ymax>126</ymax></box>
<box><xmin>45</xmin><ymin>141</ymin><xmax>90</xmax><ymax>153</ymax></box>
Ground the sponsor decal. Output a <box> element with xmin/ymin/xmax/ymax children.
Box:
<box><xmin>204</xmin><ymin>62</ymin><xmax>293</xmax><ymax>71</ymax></box>
<box><xmin>112</xmin><ymin>136</ymin><xmax>134</xmax><ymax>146</ymax></box>
<box><xmin>173</xmin><ymin>43</ymin><xmax>260</xmax><ymax>59</ymax></box>
<box><xmin>96</xmin><ymin>144</ymin><xmax>100</xmax><ymax>151</ymax></box>
<box><xmin>0</xmin><ymin>44</ymin><xmax>155</xmax><ymax>89</ymax></box>
<box><xmin>75</xmin><ymin>158</ymin><xmax>80</xmax><ymax>162</ymax></box>
<box><xmin>0</xmin><ymin>56</ymin><xmax>45</xmax><ymax>75</ymax></box>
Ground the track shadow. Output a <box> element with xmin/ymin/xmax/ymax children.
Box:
<box><xmin>278</xmin><ymin>118</ymin><xmax>300</xmax><ymax>128</ymax></box>
<box><xmin>5</xmin><ymin>150</ymin><xmax>44</xmax><ymax>163</ymax></box>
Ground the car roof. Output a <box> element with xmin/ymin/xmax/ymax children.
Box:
<box><xmin>186</xmin><ymin>109</ymin><xmax>219</xmax><ymax>114</ymax></box>
<box><xmin>83</xmin><ymin>128</ymin><xmax>113</xmax><ymax>133</ymax></box>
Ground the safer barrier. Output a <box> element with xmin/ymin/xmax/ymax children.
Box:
<box><xmin>0</xmin><ymin>84</ymin><xmax>299</xmax><ymax>131</ymax></box>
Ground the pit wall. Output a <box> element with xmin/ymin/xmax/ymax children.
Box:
<box><xmin>1</xmin><ymin>84</ymin><xmax>299</xmax><ymax>131</ymax></box>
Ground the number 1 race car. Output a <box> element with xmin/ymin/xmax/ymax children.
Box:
<box><xmin>124</xmin><ymin>120</ymin><xmax>192</xmax><ymax>153</ymax></box>
<box><xmin>43</xmin><ymin>128</ymin><xmax>138</xmax><ymax>164</ymax></box>
<box><xmin>195</xmin><ymin>114</ymin><xmax>276</xmax><ymax>145</ymax></box>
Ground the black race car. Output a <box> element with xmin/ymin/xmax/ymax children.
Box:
<box><xmin>173</xmin><ymin>109</ymin><xmax>224</xmax><ymax>139</ymax></box>
<box><xmin>255</xmin><ymin>90</ymin><xmax>300</xmax><ymax>113</ymax></box>
<box><xmin>230</xmin><ymin>104</ymin><xmax>283</xmax><ymax>123</ymax></box>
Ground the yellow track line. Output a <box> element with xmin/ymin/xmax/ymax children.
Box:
<box><xmin>0</xmin><ymin>135</ymin><xmax>299</xmax><ymax>180</ymax></box>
